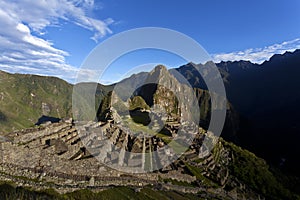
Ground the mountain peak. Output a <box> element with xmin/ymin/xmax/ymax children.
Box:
<box><xmin>146</xmin><ymin>65</ymin><xmax>169</xmax><ymax>82</ymax></box>
<box><xmin>266</xmin><ymin>49</ymin><xmax>300</xmax><ymax>64</ymax></box>
<box><xmin>152</xmin><ymin>64</ymin><xmax>168</xmax><ymax>73</ymax></box>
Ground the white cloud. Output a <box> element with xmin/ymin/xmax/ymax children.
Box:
<box><xmin>0</xmin><ymin>0</ymin><xmax>113</xmax><ymax>83</ymax></box>
<box><xmin>4</xmin><ymin>0</ymin><xmax>113</xmax><ymax>39</ymax></box>
<box><xmin>212</xmin><ymin>38</ymin><xmax>300</xmax><ymax>64</ymax></box>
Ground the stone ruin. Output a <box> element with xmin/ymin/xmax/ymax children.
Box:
<box><xmin>0</xmin><ymin>117</ymin><xmax>245</xmax><ymax>198</ymax></box>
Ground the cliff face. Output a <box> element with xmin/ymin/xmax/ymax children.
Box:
<box><xmin>136</xmin><ymin>65</ymin><xmax>198</xmax><ymax>123</ymax></box>
<box><xmin>96</xmin><ymin>65</ymin><xmax>196</xmax><ymax>126</ymax></box>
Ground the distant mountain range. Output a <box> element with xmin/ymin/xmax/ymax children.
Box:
<box><xmin>177</xmin><ymin>49</ymin><xmax>300</xmax><ymax>177</ymax></box>
<box><xmin>0</xmin><ymin>50</ymin><xmax>300</xmax><ymax>194</ymax></box>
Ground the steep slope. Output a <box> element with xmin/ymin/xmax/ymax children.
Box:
<box><xmin>0</xmin><ymin>71</ymin><xmax>112</xmax><ymax>134</ymax></box>
<box><xmin>98</xmin><ymin>65</ymin><xmax>233</xmax><ymax>130</ymax></box>
<box><xmin>216</xmin><ymin>50</ymin><xmax>300</xmax><ymax>117</ymax></box>
<box><xmin>176</xmin><ymin>49</ymin><xmax>300</xmax><ymax>178</ymax></box>
<box><xmin>0</xmin><ymin>71</ymin><xmax>73</xmax><ymax>133</ymax></box>
<box><xmin>177</xmin><ymin>49</ymin><xmax>300</xmax><ymax>116</ymax></box>
<box><xmin>136</xmin><ymin>65</ymin><xmax>197</xmax><ymax>121</ymax></box>
<box><xmin>217</xmin><ymin>50</ymin><xmax>300</xmax><ymax>177</ymax></box>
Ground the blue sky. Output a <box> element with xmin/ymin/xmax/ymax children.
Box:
<box><xmin>0</xmin><ymin>0</ymin><xmax>299</xmax><ymax>84</ymax></box>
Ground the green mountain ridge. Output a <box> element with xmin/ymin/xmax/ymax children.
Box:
<box><xmin>0</xmin><ymin>71</ymin><xmax>115</xmax><ymax>134</ymax></box>
<box><xmin>0</xmin><ymin>71</ymin><xmax>73</xmax><ymax>133</ymax></box>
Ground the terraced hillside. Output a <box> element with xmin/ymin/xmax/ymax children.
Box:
<box><xmin>0</xmin><ymin>116</ymin><xmax>297</xmax><ymax>199</ymax></box>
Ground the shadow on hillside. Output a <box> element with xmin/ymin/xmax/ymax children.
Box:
<box><xmin>35</xmin><ymin>115</ymin><xmax>60</xmax><ymax>125</ymax></box>
<box><xmin>0</xmin><ymin>111</ymin><xmax>6</xmax><ymax>122</ymax></box>
<box><xmin>129</xmin><ymin>109</ymin><xmax>151</xmax><ymax>126</ymax></box>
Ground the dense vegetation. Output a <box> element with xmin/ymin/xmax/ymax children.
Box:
<box><xmin>0</xmin><ymin>71</ymin><xmax>73</xmax><ymax>133</ymax></box>
<box><xmin>0</xmin><ymin>71</ymin><xmax>112</xmax><ymax>133</ymax></box>
<box><xmin>129</xmin><ymin>96</ymin><xmax>150</xmax><ymax>111</ymax></box>
<box><xmin>223</xmin><ymin>141</ymin><xmax>299</xmax><ymax>200</ymax></box>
